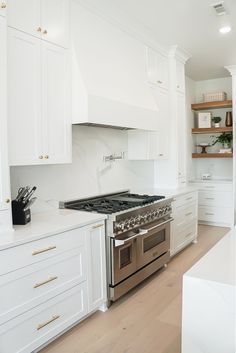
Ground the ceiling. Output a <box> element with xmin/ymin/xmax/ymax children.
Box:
<box><xmin>82</xmin><ymin>0</ymin><xmax>236</xmax><ymax>80</ymax></box>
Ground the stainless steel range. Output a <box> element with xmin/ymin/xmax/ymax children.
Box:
<box><xmin>60</xmin><ymin>191</ymin><xmax>173</xmax><ymax>302</ymax></box>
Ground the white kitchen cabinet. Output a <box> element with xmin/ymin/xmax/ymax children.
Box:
<box><xmin>8</xmin><ymin>29</ymin><xmax>71</xmax><ymax>166</ymax></box>
<box><xmin>86</xmin><ymin>222</ymin><xmax>107</xmax><ymax>312</ymax></box>
<box><xmin>146</xmin><ymin>47</ymin><xmax>169</xmax><ymax>90</ymax></box>
<box><xmin>128</xmin><ymin>130</ymin><xmax>168</xmax><ymax>160</ymax></box>
<box><xmin>42</xmin><ymin>42</ymin><xmax>71</xmax><ymax>164</ymax></box>
<box><xmin>176</xmin><ymin>60</ymin><xmax>185</xmax><ymax>93</ymax></box>
<box><xmin>0</xmin><ymin>16</ymin><xmax>11</xmax><ymax>230</ymax></box>
<box><xmin>0</xmin><ymin>219</ymin><xmax>106</xmax><ymax>352</ymax></box>
<box><xmin>177</xmin><ymin>91</ymin><xmax>187</xmax><ymax>182</ymax></box>
<box><xmin>7</xmin><ymin>0</ymin><xmax>69</xmax><ymax>48</ymax></box>
<box><xmin>0</xmin><ymin>1</ymin><xmax>6</xmax><ymax>16</ymax></box>
<box><xmin>170</xmin><ymin>191</ymin><xmax>198</xmax><ymax>256</ymax></box>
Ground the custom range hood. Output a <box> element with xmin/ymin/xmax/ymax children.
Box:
<box><xmin>71</xmin><ymin>2</ymin><xmax>160</xmax><ymax>131</ymax></box>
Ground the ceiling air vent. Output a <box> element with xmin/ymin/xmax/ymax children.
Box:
<box><xmin>211</xmin><ymin>2</ymin><xmax>227</xmax><ymax>16</ymax></box>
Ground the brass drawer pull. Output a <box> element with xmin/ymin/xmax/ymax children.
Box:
<box><xmin>185</xmin><ymin>212</ymin><xmax>193</xmax><ymax>217</ymax></box>
<box><xmin>186</xmin><ymin>197</ymin><xmax>193</xmax><ymax>201</ymax></box>
<box><xmin>185</xmin><ymin>232</ymin><xmax>192</xmax><ymax>238</ymax></box>
<box><xmin>205</xmin><ymin>198</ymin><xmax>215</xmax><ymax>200</ymax></box>
<box><xmin>32</xmin><ymin>245</ymin><xmax>56</xmax><ymax>256</ymax></box>
<box><xmin>37</xmin><ymin>315</ymin><xmax>60</xmax><ymax>331</ymax></box>
<box><xmin>205</xmin><ymin>213</ymin><xmax>214</xmax><ymax>216</ymax></box>
<box><xmin>92</xmin><ymin>223</ymin><xmax>104</xmax><ymax>229</ymax></box>
<box><xmin>33</xmin><ymin>276</ymin><xmax>58</xmax><ymax>289</ymax></box>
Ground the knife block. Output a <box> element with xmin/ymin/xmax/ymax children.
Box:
<box><xmin>12</xmin><ymin>200</ymin><xmax>31</xmax><ymax>225</ymax></box>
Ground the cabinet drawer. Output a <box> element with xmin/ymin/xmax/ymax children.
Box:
<box><xmin>0</xmin><ymin>283</ymin><xmax>88</xmax><ymax>353</ymax></box>
<box><xmin>0</xmin><ymin>227</ymin><xmax>85</xmax><ymax>275</ymax></box>
<box><xmin>0</xmin><ymin>246</ymin><xmax>86</xmax><ymax>325</ymax></box>
<box><xmin>172</xmin><ymin>192</ymin><xmax>197</xmax><ymax>209</ymax></box>
<box><xmin>192</xmin><ymin>182</ymin><xmax>232</xmax><ymax>192</ymax></box>
<box><xmin>199</xmin><ymin>191</ymin><xmax>233</xmax><ymax>208</ymax></box>
<box><xmin>171</xmin><ymin>221</ymin><xmax>197</xmax><ymax>250</ymax></box>
<box><xmin>172</xmin><ymin>203</ymin><xmax>197</xmax><ymax>231</ymax></box>
<box><xmin>198</xmin><ymin>206</ymin><xmax>232</xmax><ymax>224</ymax></box>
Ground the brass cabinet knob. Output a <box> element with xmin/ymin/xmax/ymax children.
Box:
<box><xmin>37</xmin><ymin>27</ymin><xmax>42</xmax><ymax>32</ymax></box>
<box><xmin>1</xmin><ymin>3</ymin><xmax>6</xmax><ymax>9</ymax></box>
<box><xmin>39</xmin><ymin>155</ymin><xmax>43</xmax><ymax>159</ymax></box>
<box><xmin>43</xmin><ymin>29</ymin><xmax>48</xmax><ymax>35</ymax></box>
<box><xmin>44</xmin><ymin>155</ymin><xmax>49</xmax><ymax>159</ymax></box>
<box><xmin>5</xmin><ymin>198</ymin><xmax>10</xmax><ymax>203</ymax></box>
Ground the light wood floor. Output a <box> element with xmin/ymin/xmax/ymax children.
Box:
<box><xmin>40</xmin><ymin>225</ymin><xmax>229</xmax><ymax>353</ymax></box>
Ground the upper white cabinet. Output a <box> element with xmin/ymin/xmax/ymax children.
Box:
<box><xmin>8</xmin><ymin>28</ymin><xmax>71</xmax><ymax>166</ymax></box>
<box><xmin>7</xmin><ymin>0</ymin><xmax>69</xmax><ymax>48</ymax></box>
<box><xmin>177</xmin><ymin>91</ymin><xmax>187</xmax><ymax>181</ymax></box>
<box><xmin>0</xmin><ymin>1</ymin><xmax>7</xmax><ymax>16</ymax></box>
<box><xmin>146</xmin><ymin>47</ymin><xmax>169</xmax><ymax>90</ymax></box>
<box><xmin>0</xmin><ymin>16</ymin><xmax>11</xmax><ymax>230</ymax></box>
<box><xmin>176</xmin><ymin>60</ymin><xmax>185</xmax><ymax>93</ymax></box>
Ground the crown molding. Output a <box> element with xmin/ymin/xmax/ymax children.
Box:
<box><xmin>225</xmin><ymin>65</ymin><xmax>236</xmax><ymax>76</ymax></box>
<box><xmin>169</xmin><ymin>45</ymin><xmax>192</xmax><ymax>63</ymax></box>
<box><xmin>73</xmin><ymin>0</ymin><xmax>172</xmax><ymax>57</ymax></box>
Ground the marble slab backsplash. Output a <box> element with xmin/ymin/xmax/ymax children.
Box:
<box><xmin>10</xmin><ymin>125</ymin><xmax>155</xmax><ymax>213</ymax></box>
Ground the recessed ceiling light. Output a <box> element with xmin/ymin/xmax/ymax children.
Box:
<box><xmin>219</xmin><ymin>26</ymin><xmax>232</xmax><ymax>33</ymax></box>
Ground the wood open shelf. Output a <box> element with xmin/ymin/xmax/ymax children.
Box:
<box><xmin>191</xmin><ymin>100</ymin><xmax>232</xmax><ymax>110</ymax></box>
<box><xmin>192</xmin><ymin>127</ymin><xmax>233</xmax><ymax>134</ymax></box>
<box><xmin>192</xmin><ymin>153</ymin><xmax>233</xmax><ymax>159</ymax></box>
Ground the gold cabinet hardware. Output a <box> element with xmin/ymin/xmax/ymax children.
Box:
<box><xmin>185</xmin><ymin>212</ymin><xmax>193</xmax><ymax>217</ymax></box>
<box><xmin>43</xmin><ymin>29</ymin><xmax>48</xmax><ymax>34</ymax></box>
<box><xmin>44</xmin><ymin>155</ymin><xmax>49</xmax><ymax>159</ymax></box>
<box><xmin>5</xmin><ymin>198</ymin><xmax>10</xmax><ymax>203</ymax></box>
<box><xmin>157</xmin><ymin>80</ymin><xmax>162</xmax><ymax>84</ymax></box>
<box><xmin>37</xmin><ymin>27</ymin><xmax>42</xmax><ymax>32</ymax></box>
<box><xmin>37</xmin><ymin>315</ymin><xmax>60</xmax><ymax>331</ymax></box>
<box><xmin>185</xmin><ymin>232</ymin><xmax>192</xmax><ymax>238</ymax></box>
<box><xmin>39</xmin><ymin>155</ymin><xmax>43</xmax><ymax>159</ymax></box>
<box><xmin>92</xmin><ymin>223</ymin><xmax>104</xmax><ymax>229</ymax></box>
<box><xmin>186</xmin><ymin>197</ymin><xmax>193</xmax><ymax>201</ymax></box>
<box><xmin>32</xmin><ymin>245</ymin><xmax>56</xmax><ymax>256</ymax></box>
<box><xmin>33</xmin><ymin>276</ymin><xmax>58</xmax><ymax>289</ymax></box>
<box><xmin>1</xmin><ymin>2</ymin><xmax>6</xmax><ymax>8</ymax></box>
<box><xmin>158</xmin><ymin>153</ymin><xmax>163</xmax><ymax>157</ymax></box>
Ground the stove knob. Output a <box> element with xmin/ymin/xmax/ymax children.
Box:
<box><xmin>135</xmin><ymin>216</ymin><xmax>141</xmax><ymax>225</ymax></box>
<box><xmin>124</xmin><ymin>220</ymin><xmax>130</xmax><ymax>230</ymax></box>
<box><xmin>129</xmin><ymin>217</ymin><xmax>135</xmax><ymax>228</ymax></box>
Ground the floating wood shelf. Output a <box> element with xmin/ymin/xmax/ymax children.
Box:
<box><xmin>192</xmin><ymin>153</ymin><xmax>233</xmax><ymax>159</ymax></box>
<box><xmin>191</xmin><ymin>100</ymin><xmax>232</xmax><ymax>110</ymax></box>
<box><xmin>192</xmin><ymin>127</ymin><xmax>233</xmax><ymax>134</ymax></box>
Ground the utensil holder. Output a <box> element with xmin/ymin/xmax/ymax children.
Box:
<box><xmin>12</xmin><ymin>200</ymin><xmax>31</xmax><ymax>225</ymax></box>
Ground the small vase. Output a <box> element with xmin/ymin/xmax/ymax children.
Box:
<box><xmin>223</xmin><ymin>143</ymin><xmax>230</xmax><ymax>149</ymax></box>
<box><xmin>214</xmin><ymin>123</ymin><xmax>220</xmax><ymax>128</ymax></box>
<box><xmin>225</xmin><ymin>112</ymin><xmax>232</xmax><ymax>127</ymax></box>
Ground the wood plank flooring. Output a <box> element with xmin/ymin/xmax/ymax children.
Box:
<box><xmin>40</xmin><ymin>225</ymin><xmax>229</xmax><ymax>353</ymax></box>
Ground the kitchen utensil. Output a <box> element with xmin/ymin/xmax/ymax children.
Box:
<box><xmin>23</xmin><ymin>186</ymin><xmax>37</xmax><ymax>204</ymax></box>
<box><xmin>225</xmin><ymin>111</ymin><xmax>232</xmax><ymax>127</ymax></box>
<box><xmin>23</xmin><ymin>197</ymin><xmax>37</xmax><ymax>211</ymax></box>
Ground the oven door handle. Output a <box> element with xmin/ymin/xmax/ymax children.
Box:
<box><xmin>114</xmin><ymin>229</ymin><xmax>148</xmax><ymax>247</ymax></box>
<box><xmin>139</xmin><ymin>218</ymin><xmax>174</xmax><ymax>233</ymax></box>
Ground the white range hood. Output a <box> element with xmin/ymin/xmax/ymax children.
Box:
<box><xmin>71</xmin><ymin>1</ymin><xmax>160</xmax><ymax>130</ymax></box>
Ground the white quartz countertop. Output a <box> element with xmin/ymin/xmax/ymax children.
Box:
<box><xmin>189</xmin><ymin>179</ymin><xmax>233</xmax><ymax>184</ymax></box>
<box><xmin>184</xmin><ymin>228</ymin><xmax>236</xmax><ymax>286</ymax></box>
<box><xmin>0</xmin><ymin>209</ymin><xmax>107</xmax><ymax>251</ymax></box>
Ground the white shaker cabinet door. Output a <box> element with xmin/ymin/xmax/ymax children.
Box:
<box><xmin>7</xmin><ymin>0</ymin><xmax>41</xmax><ymax>38</ymax></box>
<box><xmin>8</xmin><ymin>29</ymin><xmax>43</xmax><ymax>165</ymax></box>
<box><xmin>86</xmin><ymin>222</ymin><xmax>107</xmax><ymax>312</ymax></box>
<box><xmin>41</xmin><ymin>0</ymin><xmax>69</xmax><ymax>48</ymax></box>
<box><xmin>0</xmin><ymin>1</ymin><xmax>7</xmax><ymax>17</ymax></box>
<box><xmin>0</xmin><ymin>17</ymin><xmax>10</xmax><ymax>211</ymax></box>
<box><xmin>177</xmin><ymin>92</ymin><xmax>186</xmax><ymax>179</ymax></box>
<box><xmin>41</xmin><ymin>42</ymin><xmax>71</xmax><ymax>164</ymax></box>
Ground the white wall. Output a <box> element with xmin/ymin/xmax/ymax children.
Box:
<box><xmin>195</xmin><ymin>77</ymin><xmax>232</xmax><ymax>103</ymax></box>
<box><xmin>10</xmin><ymin>126</ymin><xmax>154</xmax><ymax>211</ymax></box>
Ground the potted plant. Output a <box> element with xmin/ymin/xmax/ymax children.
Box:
<box><xmin>211</xmin><ymin>132</ymin><xmax>233</xmax><ymax>149</ymax></box>
<box><xmin>212</xmin><ymin>116</ymin><xmax>222</xmax><ymax>128</ymax></box>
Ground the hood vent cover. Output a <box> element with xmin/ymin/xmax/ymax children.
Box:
<box><xmin>212</xmin><ymin>2</ymin><xmax>227</xmax><ymax>16</ymax></box>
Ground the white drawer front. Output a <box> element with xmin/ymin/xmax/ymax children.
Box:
<box><xmin>172</xmin><ymin>192</ymin><xmax>197</xmax><ymax>209</ymax></box>
<box><xmin>199</xmin><ymin>191</ymin><xmax>233</xmax><ymax>208</ymax></box>
<box><xmin>0</xmin><ymin>227</ymin><xmax>85</xmax><ymax>275</ymax></box>
<box><xmin>171</xmin><ymin>221</ymin><xmax>197</xmax><ymax>251</ymax></box>
<box><xmin>192</xmin><ymin>182</ymin><xmax>232</xmax><ymax>192</ymax></box>
<box><xmin>172</xmin><ymin>202</ymin><xmax>197</xmax><ymax>223</ymax></box>
<box><xmin>0</xmin><ymin>283</ymin><xmax>88</xmax><ymax>353</ymax></box>
<box><xmin>0</xmin><ymin>247</ymin><xmax>86</xmax><ymax>325</ymax></box>
<box><xmin>198</xmin><ymin>206</ymin><xmax>232</xmax><ymax>224</ymax></box>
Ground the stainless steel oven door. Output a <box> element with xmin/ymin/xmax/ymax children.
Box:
<box><xmin>111</xmin><ymin>231</ymin><xmax>140</xmax><ymax>285</ymax></box>
<box><xmin>136</xmin><ymin>218</ymin><xmax>172</xmax><ymax>270</ymax></box>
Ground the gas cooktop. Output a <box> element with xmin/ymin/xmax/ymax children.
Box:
<box><xmin>61</xmin><ymin>192</ymin><xmax>165</xmax><ymax>214</ymax></box>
